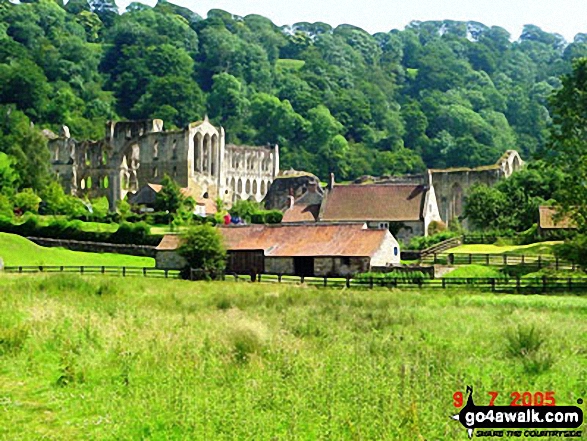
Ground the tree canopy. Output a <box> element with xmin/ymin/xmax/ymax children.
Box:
<box><xmin>1</xmin><ymin>2</ymin><xmax>586</xmax><ymax>190</ymax></box>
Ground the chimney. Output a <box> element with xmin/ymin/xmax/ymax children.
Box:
<box><xmin>329</xmin><ymin>173</ymin><xmax>335</xmax><ymax>190</ymax></box>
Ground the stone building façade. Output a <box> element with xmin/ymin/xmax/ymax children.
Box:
<box><xmin>47</xmin><ymin>118</ymin><xmax>279</xmax><ymax>210</ymax></box>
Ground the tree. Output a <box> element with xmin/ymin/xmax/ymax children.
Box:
<box><xmin>179</xmin><ymin>224</ymin><xmax>226</xmax><ymax>273</ymax></box>
<box><xmin>463</xmin><ymin>184</ymin><xmax>508</xmax><ymax>230</ymax></box>
<box><xmin>153</xmin><ymin>174</ymin><xmax>186</xmax><ymax>214</ymax></box>
<box><xmin>548</xmin><ymin>58</ymin><xmax>587</xmax><ymax>233</ymax></box>
<box><xmin>0</xmin><ymin>152</ymin><xmax>18</xmax><ymax>194</ymax></box>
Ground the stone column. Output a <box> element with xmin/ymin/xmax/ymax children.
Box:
<box><xmin>207</xmin><ymin>137</ymin><xmax>212</xmax><ymax>176</ymax></box>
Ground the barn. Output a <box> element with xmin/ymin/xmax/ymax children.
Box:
<box><xmin>155</xmin><ymin>223</ymin><xmax>400</xmax><ymax>276</ymax></box>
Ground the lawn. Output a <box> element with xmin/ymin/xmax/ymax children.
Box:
<box><xmin>0</xmin><ymin>274</ymin><xmax>586</xmax><ymax>439</ymax></box>
<box><xmin>0</xmin><ymin>233</ymin><xmax>155</xmax><ymax>267</ymax></box>
<box><xmin>449</xmin><ymin>241</ymin><xmax>561</xmax><ymax>255</ymax></box>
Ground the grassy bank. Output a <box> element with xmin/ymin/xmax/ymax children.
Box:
<box><xmin>0</xmin><ymin>233</ymin><xmax>154</xmax><ymax>267</ymax></box>
<box><xmin>450</xmin><ymin>241</ymin><xmax>561</xmax><ymax>255</ymax></box>
<box><xmin>0</xmin><ymin>274</ymin><xmax>586</xmax><ymax>439</ymax></box>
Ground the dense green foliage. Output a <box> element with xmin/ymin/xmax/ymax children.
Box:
<box><xmin>179</xmin><ymin>224</ymin><xmax>226</xmax><ymax>272</ymax></box>
<box><xmin>1</xmin><ymin>2</ymin><xmax>585</xmax><ymax>189</ymax></box>
<box><xmin>1</xmin><ymin>275</ymin><xmax>586</xmax><ymax>438</ymax></box>
<box><xmin>0</xmin><ymin>215</ymin><xmax>158</xmax><ymax>245</ymax></box>
<box><xmin>463</xmin><ymin>161</ymin><xmax>565</xmax><ymax>232</ymax></box>
<box><xmin>548</xmin><ymin>57</ymin><xmax>587</xmax><ymax>235</ymax></box>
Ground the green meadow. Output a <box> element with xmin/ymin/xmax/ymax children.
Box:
<box><xmin>0</xmin><ymin>233</ymin><xmax>154</xmax><ymax>267</ymax></box>
<box><xmin>0</xmin><ymin>274</ymin><xmax>586</xmax><ymax>440</ymax></box>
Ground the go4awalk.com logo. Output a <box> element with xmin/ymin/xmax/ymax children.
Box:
<box><xmin>451</xmin><ymin>386</ymin><xmax>584</xmax><ymax>438</ymax></box>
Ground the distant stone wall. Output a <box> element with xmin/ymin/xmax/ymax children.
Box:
<box><xmin>27</xmin><ymin>237</ymin><xmax>156</xmax><ymax>258</ymax></box>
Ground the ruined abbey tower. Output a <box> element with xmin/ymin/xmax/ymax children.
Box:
<box><xmin>47</xmin><ymin>118</ymin><xmax>280</xmax><ymax>209</ymax></box>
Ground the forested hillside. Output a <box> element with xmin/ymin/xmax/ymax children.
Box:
<box><xmin>2</xmin><ymin>0</ymin><xmax>587</xmax><ymax>190</ymax></box>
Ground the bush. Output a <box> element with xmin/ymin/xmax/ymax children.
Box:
<box><xmin>110</xmin><ymin>221</ymin><xmax>151</xmax><ymax>244</ymax></box>
<box><xmin>14</xmin><ymin>189</ymin><xmax>40</xmax><ymax>214</ymax></box>
<box><xmin>179</xmin><ymin>224</ymin><xmax>226</xmax><ymax>273</ymax></box>
<box><xmin>427</xmin><ymin>220</ymin><xmax>446</xmax><ymax>235</ymax></box>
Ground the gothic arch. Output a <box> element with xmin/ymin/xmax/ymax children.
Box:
<box><xmin>253</xmin><ymin>179</ymin><xmax>258</xmax><ymax>194</ymax></box>
<box><xmin>260</xmin><ymin>180</ymin><xmax>266</xmax><ymax>195</ymax></box>
<box><xmin>193</xmin><ymin>133</ymin><xmax>202</xmax><ymax>172</ymax></box>
<box><xmin>245</xmin><ymin>179</ymin><xmax>251</xmax><ymax>193</ymax></box>
<box><xmin>237</xmin><ymin>178</ymin><xmax>243</xmax><ymax>193</ymax></box>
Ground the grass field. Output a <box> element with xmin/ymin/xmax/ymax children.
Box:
<box><xmin>0</xmin><ymin>274</ymin><xmax>586</xmax><ymax>439</ymax></box>
<box><xmin>450</xmin><ymin>241</ymin><xmax>561</xmax><ymax>255</ymax></box>
<box><xmin>0</xmin><ymin>233</ymin><xmax>154</xmax><ymax>267</ymax></box>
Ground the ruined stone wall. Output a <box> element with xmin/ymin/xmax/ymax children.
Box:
<box><xmin>49</xmin><ymin>119</ymin><xmax>279</xmax><ymax>210</ymax></box>
<box><xmin>27</xmin><ymin>237</ymin><xmax>156</xmax><ymax>257</ymax></box>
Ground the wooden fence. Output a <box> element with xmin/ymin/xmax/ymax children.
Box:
<box><xmin>3</xmin><ymin>265</ymin><xmax>587</xmax><ymax>294</ymax></box>
<box><xmin>3</xmin><ymin>265</ymin><xmax>182</xmax><ymax>279</ymax></box>
<box><xmin>230</xmin><ymin>273</ymin><xmax>587</xmax><ymax>294</ymax></box>
<box><xmin>421</xmin><ymin>252</ymin><xmax>577</xmax><ymax>270</ymax></box>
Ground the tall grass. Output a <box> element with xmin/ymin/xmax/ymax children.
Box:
<box><xmin>0</xmin><ymin>274</ymin><xmax>586</xmax><ymax>439</ymax></box>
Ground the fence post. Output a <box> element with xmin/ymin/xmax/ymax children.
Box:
<box><xmin>18</xmin><ymin>266</ymin><xmax>22</xmax><ymax>273</ymax></box>
<box><xmin>516</xmin><ymin>276</ymin><xmax>521</xmax><ymax>294</ymax></box>
<box><xmin>522</xmin><ymin>255</ymin><xmax>525</xmax><ymax>265</ymax></box>
<box><xmin>503</xmin><ymin>254</ymin><xmax>507</xmax><ymax>266</ymax></box>
<box><xmin>370</xmin><ymin>277</ymin><xmax>373</xmax><ymax>289</ymax></box>
<box><xmin>122</xmin><ymin>267</ymin><xmax>126</xmax><ymax>277</ymax></box>
<box><xmin>165</xmin><ymin>269</ymin><xmax>169</xmax><ymax>279</ymax></box>
<box><xmin>143</xmin><ymin>267</ymin><xmax>147</xmax><ymax>276</ymax></box>
<box><xmin>346</xmin><ymin>276</ymin><xmax>350</xmax><ymax>288</ymax></box>
<box><xmin>538</xmin><ymin>256</ymin><xmax>542</xmax><ymax>270</ymax></box>
<box><xmin>469</xmin><ymin>254</ymin><xmax>472</xmax><ymax>264</ymax></box>
<box><xmin>39</xmin><ymin>265</ymin><xmax>43</xmax><ymax>272</ymax></box>
<box><xmin>542</xmin><ymin>276</ymin><xmax>547</xmax><ymax>294</ymax></box>
<box><xmin>486</xmin><ymin>254</ymin><xmax>490</xmax><ymax>266</ymax></box>
<box><xmin>101</xmin><ymin>266</ymin><xmax>105</xmax><ymax>274</ymax></box>
<box><xmin>301</xmin><ymin>276</ymin><xmax>304</xmax><ymax>284</ymax></box>
<box><xmin>278</xmin><ymin>274</ymin><xmax>282</xmax><ymax>283</ymax></box>
<box><xmin>80</xmin><ymin>266</ymin><xmax>84</xmax><ymax>275</ymax></box>
<box><xmin>434</xmin><ymin>253</ymin><xmax>438</xmax><ymax>264</ymax></box>
<box><xmin>60</xmin><ymin>266</ymin><xmax>64</xmax><ymax>272</ymax></box>
<box><xmin>257</xmin><ymin>274</ymin><xmax>262</xmax><ymax>283</ymax></box>
<box><xmin>568</xmin><ymin>278</ymin><xmax>572</xmax><ymax>292</ymax></box>
<box><xmin>324</xmin><ymin>276</ymin><xmax>328</xmax><ymax>287</ymax></box>
<box><xmin>556</xmin><ymin>258</ymin><xmax>559</xmax><ymax>271</ymax></box>
<box><xmin>442</xmin><ymin>278</ymin><xmax>446</xmax><ymax>289</ymax></box>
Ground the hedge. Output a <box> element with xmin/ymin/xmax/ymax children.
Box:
<box><xmin>0</xmin><ymin>216</ymin><xmax>161</xmax><ymax>246</ymax></box>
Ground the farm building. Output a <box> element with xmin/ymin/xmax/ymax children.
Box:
<box><xmin>319</xmin><ymin>181</ymin><xmax>441</xmax><ymax>242</ymax></box>
<box><xmin>538</xmin><ymin>206</ymin><xmax>577</xmax><ymax>236</ymax></box>
<box><xmin>155</xmin><ymin>223</ymin><xmax>400</xmax><ymax>276</ymax></box>
<box><xmin>129</xmin><ymin>183</ymin><xmax>217</xmax><ymax>216</ymax></box>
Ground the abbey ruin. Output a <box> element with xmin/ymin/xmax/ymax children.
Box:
<box><xmin>47</xmin><ymin>118</ymin><xmax>280</xmax><ymax>209</ymax></box>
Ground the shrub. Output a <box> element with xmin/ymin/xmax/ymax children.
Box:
<box><xmin>14</xmin><ymin>189</ymin><xmax>40</xmax><ymax>214</ymax></box>
<box><xmin>110</xmin><ymin>221</ymin><xmax>151</xmax><ymax>244</ymax></box>
<box><xmin>179</xmin><ymin>224</ymin><xmax>227</xmax><ymax>273</ymax></box>
<box><xmin>505</xmin><ymin>325</ymin><xmax>553</xmax><ymax>375</ymax></box>
<box><xmin>427</xmin><ymin>220</ymin><xmax>446</xmax><ymax>236</ymax></box>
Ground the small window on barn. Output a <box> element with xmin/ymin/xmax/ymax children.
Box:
<box><xmin>394</xmin><ymin>247</ymin><xmax>399</xmax><ymax>256</ymax></box>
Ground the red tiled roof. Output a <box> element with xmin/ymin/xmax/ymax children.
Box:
<box><xmin>282</xmin><ymin>204</ymin><xmax>320</xmax><ymax>223</ymax></box>
<box><xmin>157</xmin><ymin>223</ymin><xmax>389</xmax><ymax>257</ymax></box>
<box><xmin>539</xmin><ymin>206</ymin><xmax>576</xmax><ymax>230</ymax></box>
<box><xmin>321</xmin><ymin>184</ymin><xmax>426</xmax><ymax>222</ymax></box>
